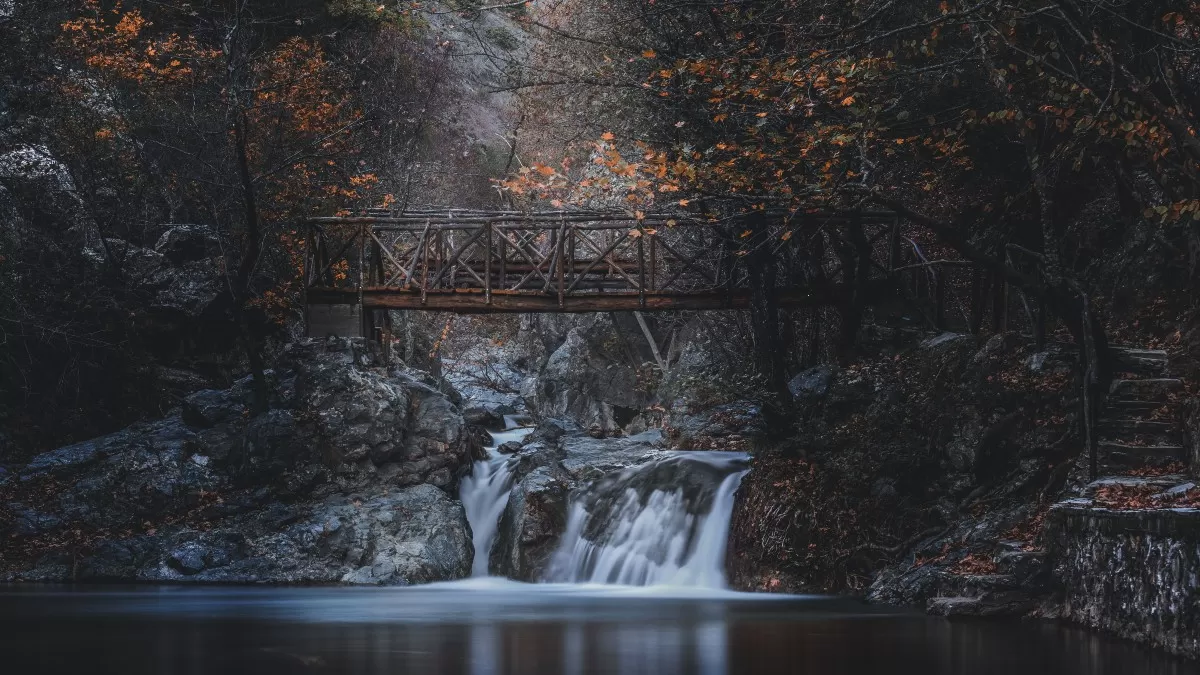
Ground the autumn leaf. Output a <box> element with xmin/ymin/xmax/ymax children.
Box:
<box><xmin>781</xmin><ymin>231</ymin><xmax>793</xmax><ymax>241</ymax></box>
<box><xmin>600</xmin><ymin>131</ymin><xmax>615</xmax><ymax>141</ymax></box>
<box><xmin>678</xmin><ymin>199</ymin><xmax>690</xmax><ymax>206</ymax></box>
<box><xmin>535</xmin><ymin>164</ymin><xmax>556</xmax><ymax>176</ymax></box>
<box><xmin>642</xmin><ymin>49</ymin><xmax>657</xmax><ymax>58</ymax></box>
<box><xmin>550</xmin><ymin>199</ymin><xmax>564</xmax><ymax>207</ymax></box>
<box><xmin>740</xmin><ymin>229</ymin><xmax>752</xmax><ymax>238</ymax></box>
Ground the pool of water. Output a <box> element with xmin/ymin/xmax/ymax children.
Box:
<box><xmin>1</xmin><ymin>581</ymin><xmax>1195</xmax><ymax>675</ymax></box>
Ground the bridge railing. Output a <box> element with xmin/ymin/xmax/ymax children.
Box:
<box><xmin>302</xmin><ymin>210</ymin><xmax>780</xmax><ymax>312</ymax></box>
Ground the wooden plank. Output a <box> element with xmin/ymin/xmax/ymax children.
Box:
<box><xmin>305</xmin><ymin>279</ymin><xmax>894</xmax><ymax>313</ymax></box>
<box><xmin>484</xmin><ymin>222</ymin><xmax>492</xmax><ymax>304</ymax></box>
<box><xmin>638</xmin><ymin>234</ymin><xmax>646</xmax><ymax>307</ymax></box>
<box><xmin>557</xmin><ymin>220</ymin><xmax>567</xmax><ymax>308</ymax></box>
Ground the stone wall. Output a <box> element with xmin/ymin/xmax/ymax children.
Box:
<box><xmin>1185</xmin><ymin>398</ymin><xmax>1200</xmax><ymax>478</ymax></box>
<box><xmin>1045</xmin><ymin>505</ymin><xmax>1200</xmax><ymax>660</ymax></box>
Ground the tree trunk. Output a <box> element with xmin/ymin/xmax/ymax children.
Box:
<box><xmin>744</xmin><ymin>212</ymin><xmax>791</xmax><ymax>439</ymax></box>
<box><xmin>233</xmin><ymin>109</ymin><xmax>270</xmax><ymax>415</ymax></box>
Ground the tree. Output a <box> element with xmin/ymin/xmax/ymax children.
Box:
<box><xmin>497</xmin><ymin>0</ymin><xmax>1200</xmax><ymax>440</ymax></box>
<box><xmin>54</xmin><ymin>0</ymin><xmax>407</xmax><ymax>411</ymax></box>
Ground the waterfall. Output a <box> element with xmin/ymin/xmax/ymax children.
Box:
<box><xmin>460</xmin><ymin>416</ymin><xmax>533</xmax><ymax>577</ymax></box>
<box><xmin>545</xmin><ymin>452</ymin><xmax>749</xmax><ymax>589</ymax></box>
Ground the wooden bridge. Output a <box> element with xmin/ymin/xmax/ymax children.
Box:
<box><xmin>302</xmin><ymin>207</ymin><xmax>1017</xmax><ymax>336</ymax></box>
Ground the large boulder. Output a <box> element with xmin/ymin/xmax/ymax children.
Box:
<box><xmin>489</xmin><ymin>467</ymin><xmax>571</xmax><ymax>581</ymax></box>
<box><xmin>62</xmin><ymin>484</ymin><xmax>472</xmax><ymax>585</ymax></box>
<box><xmin>525</xmin><ymin>315</ymin><xmax>650</xmax><ymax>435</ymax></box>
<box><xmin>2</xmin><ymin>338</ymin><xmax>481</xmax><ymax>583</ymax></box>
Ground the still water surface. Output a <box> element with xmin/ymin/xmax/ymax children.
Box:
<box><xmin>1</xmin><ymin>581</ymin><xmax>1195</xmax><ymax>675</ymax></box>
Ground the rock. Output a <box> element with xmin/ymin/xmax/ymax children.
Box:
<box><xmin>525</xmin><ymin>417</ymin><xmax>583</xmax><ymax>445</ymax></box>
<box><xmin>182</xmin><ymin>389</ymin><xmax>246</xmax><ymax>428</ymax></box>
<box><xmin>7</xmin><ymin>503</ymin><xmax>62</xmax><ymax>536</ymax></box>
<box><xmin>463</xmin><ymin>405</ymin><xmax>504</xmax><ymax>429</ymax></box>
<box><xmin>668</xmin><ymin>400</ymin><xmax>763</xmax><ymax>449</ymax></box>
<box><xmin>154</xmin><ymin>224</ymin><xmax>220</xmax><ymax>265</ymax></box>
<box><xmin>289</xmin><ymin>339</ymin><xmax>413</xmax><ymax>466</ymax></box>
<box><xmin>788</xmin><ymin>364</ymin><xmax>837</xmax><ymax>399</ymax></box>
<box><xmin>921</xmin><ymin>332</ymin><xmax>967</xmax><ymax>350</ymax></box>
<box><xmin>168</xmin><ymin>542</ymin><xmax>209</xmax><ymax>575</ymax></box>
<box><xmin>497</xmin><ymin>441</ymin><xmax>522</xmax><ymax>455</ymax></box>
<box><xmin>5</xmin><ymin>338</ymin><xmax>480</xmax><ymax>584</ymax></box>
<box><xmin>926</xmin><ymin>593</ymin><xmax>1037</xmax><ymax>617</ymax></box>
<box><xmin>559</xmin><ymin>435</ymin><xmax>664</xmax><ymax>482</ymax></box>
<box><xmin>927</xmin><ymin>596</ymin><xmax>981</xmax><ymax>616</ymax></box>
<box><xmin>1025</xmin><ymin>348</ymin><xmax>1074</xmax><ymax>375</ymax></box>
<box><xmin>490</xmin><ymin>467</ymin><xmax>571</xmax><ymax>581</ymax></box>
<box><xmin>526</xmin><ymin>316</ymin><xmax>649</xmax><ymax>435</ymax></box>
<box><xmin>325</xmin><ymin>485</ymin><xmax>472</xmax><ymax>585</ymax></box>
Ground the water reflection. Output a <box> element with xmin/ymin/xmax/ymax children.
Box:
<box><xmin>1</xmin><ymin>586</ymin><xmax>1196</xmax><ymax>675</ymax></box>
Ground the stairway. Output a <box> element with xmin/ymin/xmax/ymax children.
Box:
<box><xmin>1097</xmin><ymin>348</ymin><xmax>1186</xmax><ymax>473</ymax></box>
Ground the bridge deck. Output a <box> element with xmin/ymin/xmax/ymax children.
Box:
<box><xmin>302</xmin><ymin>209</ymin><xmax>900</xmax><ymax>315</ymax></box>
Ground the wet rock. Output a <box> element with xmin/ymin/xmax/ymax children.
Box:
<box><xmin>525</xmin><ymin>417</ymin><xmax>583</xmax><ymax>445</ymax></box>
<box><xmin>463</xmin><ymin>405</ymin><xmax>504</xmax><ymax>429</ymax></box>
<box><xmin>497</xmin><ymin>441</ymin><xmax>522</xmax><ymax>455</ymax></box>
<box><xmin>559</xmin><ymin>435</ymin><xmax>664</xmax><ymax>481</ymax></box>
<box><xmin>490</xmin><ymin>467</ymin><xmax>571</xmax><ymax>581</ymax></box>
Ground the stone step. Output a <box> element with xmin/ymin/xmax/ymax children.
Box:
<box><xmin>927</xmin><ymin>593</ymin><xmax>1038</xmax><ymax>617</ymax></box>
<box><xmin>1108</xmin><ymin>378</ymin><xmax>1184</xmax><ymax>402</ymax></box>
<box><xmin>1098</xmin><ymin>442</ymin><xmax>1185</xmax><ymax>468</ymax></box>
<box><xmin>1105</xmin><ymin>399</ymin><xmax>1169</xmax><ymax>420</ymax></box>
<box><xmin>1098</xmin><ymin>418</ymin><xmax>1178</xmax><ymax>435</ymax></box>
<box><xmin>1081</xmin><ymin>475</ymin><xmax>1188</xmax><ymax>497</ymax></box>
<box><xmin>1111</xmin><ymin>348</ymin><xmax>1170</xmax><ymax>377</ymax></box>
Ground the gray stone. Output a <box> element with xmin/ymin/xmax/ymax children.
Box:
<box><xmin>526</xmin><ymin>315</ymin><xmax>649</xmax><ymax>435</ymax></box>
<box><xmin>154</xmin><ymin>224</ymin><xmax>220</xmax><ymax>265</ymax></box>
<box><xmin>490</xmin><ymin>467</ymin><xmax>570</xmax><ymax>581</ymax></box>
<box><xmin>8</xmin><ymin>503</ymin><xmax>62</xmax><ymax>536</ymax></box>
<box><xmin>788</xmin><ymin>364</ymin><xmax>836</xmax><ymax>399</ymax></box>
<box><xmin>182</xmin><ymin>389</ymin><xmax>245</xmax><ymax>428</ymax></box>
<box><xmin>168</xmin><ymin>542</ymin><xmax>209</xmax><ymax>575</ymax></box>
<box><xmin>6</xmin><ymin>338</ymin><xmax>480</xmax><ymax>585</ymax></box>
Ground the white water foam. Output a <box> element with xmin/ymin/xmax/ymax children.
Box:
<box><xmin>459</xmin><ymin>416</ymin><xmax>534</xmax><ymax>577</ymax></box>
<box><xmin>546</xmin><ymin>453</ymin><xmax>749</xmax><ymax>589</ymax></box>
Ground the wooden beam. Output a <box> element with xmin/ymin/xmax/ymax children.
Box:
<box><xmin>305</xmin><ymin>281</ymin><xmax>890</xmax><ymax>313</ymax></box>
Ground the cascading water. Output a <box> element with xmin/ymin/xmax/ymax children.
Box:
<box><xmin>460</xmin><ymin>416</ymin><xmax>534</xmax><ymax>577</ymax></box>
<box><xmin>545</xmin><ymin>452</ymin><xmax>749</xmax><ymax>589</ymax></box>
